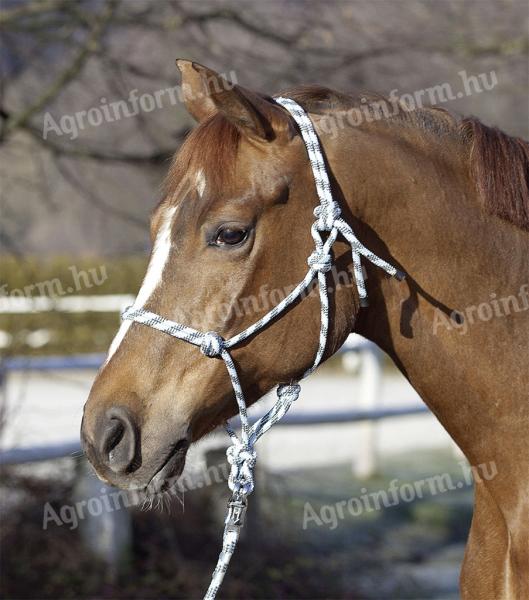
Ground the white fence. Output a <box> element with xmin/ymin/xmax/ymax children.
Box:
<box><xmin>0</xmin><ymin>335</ymin><xmax>428</xmax><ymax>472</ymax></box>
<box><xmin>0</xmin><ymin>326</ymin><xmax>431</xmax><ymax>571</ymax></box>
<box><xmin>0</xmin><ymin>293</ymin><xmax>430</xmax><ymax>472</ymax></box>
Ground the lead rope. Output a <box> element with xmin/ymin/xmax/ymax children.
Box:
<box><xmin>122</xmin><ymin>96</ymin><xmax>404</xmax><ymax>599</ymax></box>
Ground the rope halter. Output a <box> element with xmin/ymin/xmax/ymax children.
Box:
<box><xmin>121</xmin><ymin>96</ymin><xmax>404</xmax><ymax>599</ymax></box>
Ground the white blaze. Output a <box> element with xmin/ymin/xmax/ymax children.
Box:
<box><xmin>196</xmin><ymin>169</ymin><xmax>206</xmax><ymax>197</ymax></box>
<box><xmin>105</xmin><ymin>206</ymin><xmax>177</xmax><ymax>363</ymax></box>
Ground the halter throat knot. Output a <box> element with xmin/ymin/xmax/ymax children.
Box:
<box><xmin>308</xmin><ymin>250</ymin><xmax>332</xmax><ymax>273</ymax></box>
<box><xmin>314</xmin><ymin>203</ymin><xmax>340</xmax><ymax>231</ymax></box>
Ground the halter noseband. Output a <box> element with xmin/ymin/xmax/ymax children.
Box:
<box><xmin>121</xmin><ymin>97</ymin><xmax>404</xmax><ymax>599</ymax></box>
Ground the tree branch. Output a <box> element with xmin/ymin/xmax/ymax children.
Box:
<box><xmin>0</xmin><ymin>0</ymin><xmax>69</xmax><ymax>26</ymax></box>
<box><xmin>2</xmin><ymin>0</ymin><xmax>120</xmax><ymax>137</ymax></box>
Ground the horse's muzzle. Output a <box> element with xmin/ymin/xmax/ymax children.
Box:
<box><xmin>82</xmin><ymin>405</ymin><xmax>140</xmax><ymax>476</ymax></box>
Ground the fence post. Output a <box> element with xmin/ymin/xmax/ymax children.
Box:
<box><xmin>73</xmin><ymin>459</ymin><xmax>132</xmax><ymax>581</ymax></box>
<box><xmin>0</xmin><ymin>363</ymin><xmax>6</xmax><ymax>434</ymax></box>
<box><xmin>342</xmin><ymin>338</ymin><xmax>383</xmax><ymax>479</ymax></box>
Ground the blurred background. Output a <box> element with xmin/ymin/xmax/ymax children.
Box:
<box><xmin>0</xmin><ymin>1</ymin><xmax>527</xmax><ymax>598</ymax></box>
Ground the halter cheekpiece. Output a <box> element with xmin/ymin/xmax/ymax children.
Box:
<box><xmin>122</xmin><ymin>96</ymin><xmax>404</xmax><ymax>599</ymax></box>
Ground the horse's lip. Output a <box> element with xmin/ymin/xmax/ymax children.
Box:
<box><xmin>147</xmin><ymin>439</ymin><xmax>189</xmax><ymax>492</ymax></box>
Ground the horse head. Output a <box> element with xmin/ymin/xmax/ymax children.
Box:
<box><xmin>81</xmin><ymin>61</ymin><xmax>360</xmax><ymax>491</ymax></box>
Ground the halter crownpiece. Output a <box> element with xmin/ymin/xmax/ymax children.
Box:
<box><xmin>121</xmin><ymin>96</ymin><xmax>404</xmax><ymax>599</ymax></box>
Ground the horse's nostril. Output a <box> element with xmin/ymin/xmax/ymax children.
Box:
<box><xmin>102</xmin><ymin>419</ymin><xmax>125</xmax><ymax>454</ymax></box>
<box><xmin>98</xmin><ymin>406</ymin><xmax>138</xmax><ymax>474</ymax></box>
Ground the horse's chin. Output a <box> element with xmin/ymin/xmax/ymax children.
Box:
<box><xmin>145</xmin><ymin>439</ymin><xmax>189</xmax><ymax>494</ymax></box>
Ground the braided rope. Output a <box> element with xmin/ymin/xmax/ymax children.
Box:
<box><xmin>121</xmin><ymin>96</ymin><xmax>404</xmax><ymax>599</ymax></box>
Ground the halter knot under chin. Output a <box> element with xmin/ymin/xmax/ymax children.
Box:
<box><xmin>276</xmin><ymin>382</ymin><xmax>302</xmax><ymax>404</ymax></box>
<box><xmin>226</xmin><ymin>443</ymin><xmax>257</xmax><ymax>496</ymax></box>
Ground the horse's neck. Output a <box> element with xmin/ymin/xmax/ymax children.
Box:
<box><xmin>329</xmin><ymin>122</ymin><xmax>529</xmax><ymax>463</ymax></box>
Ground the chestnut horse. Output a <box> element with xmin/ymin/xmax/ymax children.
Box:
<box><xmin>82</xmin><ymin>60</ymin><xmax>529</xmax><ymax>599</ymax></box>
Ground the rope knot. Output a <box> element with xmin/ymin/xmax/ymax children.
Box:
<box><xmin>313</xmin><ymin>203</ymin><xmax>340</xmax><ymax>231</ymax></box>
<box><xmin>277</xmin><ymin>383</ymin><xmax>301</xmax><ymax>404</ymax></box>
<box><xmin>200</xmin><ymin>331</ymin><xmax>224</xmax><ymax>357</ymax></box>
<box><xmin>308</xmin><ymin>250</ymin><xmax>332</xmax><ymax>273</ymax></box>
<box><xmin>226</xmin><ymin>444</ymin><xmax>257</xmax><ymax>496</ymax></box>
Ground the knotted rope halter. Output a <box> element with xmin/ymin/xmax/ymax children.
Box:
<box><xmin>122</xmin><ymin>97</ymin><xmax>404</xmax><ymax>599</ymax></box>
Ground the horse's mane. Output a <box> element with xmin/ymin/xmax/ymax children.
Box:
<box><xmin>280</xmin><ymin>84</ymin><xmax>529</xmax><ymax>232</ymax></box>
<box><xmin>459</xmin><ymin>118</ymin><xmax>529</xmax><ymax>232</ymax></box>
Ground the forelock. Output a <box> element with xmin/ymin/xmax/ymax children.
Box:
<box><xmin>164</xmin><ymin>112</ymin><xmax>241</xmax><ymax>205</ymax></box>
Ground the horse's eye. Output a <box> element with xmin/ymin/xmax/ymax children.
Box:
<box><xmin>215</xmin><ymin>227</ymin><xmax>248</xmax><ymax>246</ymax></box>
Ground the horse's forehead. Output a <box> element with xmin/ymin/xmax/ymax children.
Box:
<box><xmin>170</xmin><ymin>148</ymin><xmax>281</xmax><ymax>215</ymax></box>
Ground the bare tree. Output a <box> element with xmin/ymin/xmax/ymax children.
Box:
<box><xmin>0</xmin><ymin>0</ymin><xmax>526</xmax><ymax>255</ymax></box>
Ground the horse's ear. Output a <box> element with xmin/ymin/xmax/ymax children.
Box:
<box><xmin>175</xmin><ymin>59</ymin><xmax>217</xmax><ymax>122</ymax></box>
<box><xmin>175</xmin><ymin>59</ymin><xmax>289</xmax><ymax>141</ymax></box>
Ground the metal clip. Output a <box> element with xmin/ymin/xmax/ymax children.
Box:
<box><xmin>225</xmin><ymin>494</ymin><xmax>247</xmax><ymax>532</ymax></box>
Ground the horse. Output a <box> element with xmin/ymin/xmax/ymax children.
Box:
<box><xmin>81</xmin><ymin>60</ymin><xmax>529</xmax><ymax>599</ymax></box>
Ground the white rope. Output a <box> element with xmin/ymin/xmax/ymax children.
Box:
<box><xmin>121</xmin><ymin>96</ymin><xmax>404</xmax><ymax>599</ymax></box>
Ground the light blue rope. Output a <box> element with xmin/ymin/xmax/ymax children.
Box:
<box><xmin>121</xmin><ymin>96</ymin><xmax>404</xmax><ymax>599</ymax></box>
